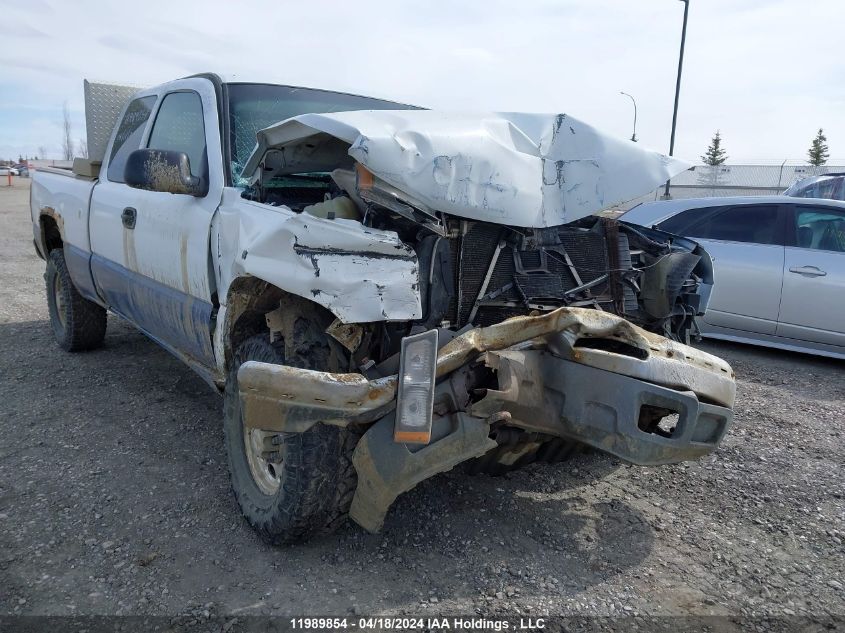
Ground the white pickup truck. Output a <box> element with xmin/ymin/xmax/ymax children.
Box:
<box><xmin>30</xmin><ymin>73</ymin><xmax>736</xmax><ymax>544</ymax></box>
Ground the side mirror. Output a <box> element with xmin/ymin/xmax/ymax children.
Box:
<box><xmin>124</xmin><ymin>149</ymin><xmax>208</xmax><ymax>197</ymax></box>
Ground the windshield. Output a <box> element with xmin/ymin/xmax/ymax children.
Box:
<box><xmin>784</xmin><ymin>175</ymin><xmax>845</xmax><ymax>200</ymax></box>
<box><xmin>226</xmin><ymin>83</ymin><xmax>417</xmax><ymax>186</ymax></box>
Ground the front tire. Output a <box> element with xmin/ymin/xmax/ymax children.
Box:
<box><xmin>223</xmin><ymin>321</ymin><xmax>358</xmax><ymax>544</ymax></box>
<box><xmin>45</xmin><ymin>249</ymin><xmax>107</xmax><ymax>352</ymax></box>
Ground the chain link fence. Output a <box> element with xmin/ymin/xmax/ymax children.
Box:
<box><xmin>620</xmin><ymin>162</ymin><xmax>845</xmax><ymax>209</ymax></box>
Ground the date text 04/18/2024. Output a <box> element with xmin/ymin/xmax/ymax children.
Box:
<box><xmin>290</xmin><ymin>617</ymin><xmax>547</xmax><ymax>630</ymax></box>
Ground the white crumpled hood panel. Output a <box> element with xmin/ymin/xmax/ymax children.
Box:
<box><xmin>243</xmin><ymin>110</ymin><xmax>690</xmax><ymax>228</ymax></box>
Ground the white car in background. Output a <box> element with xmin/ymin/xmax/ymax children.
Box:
<box><xmin>621</xmin><ymin>196</ymin><xmax>845</xmax><ymax>360</ymax></box>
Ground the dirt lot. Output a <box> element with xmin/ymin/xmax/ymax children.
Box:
<box><xmin>1</xmin><ymin>179</ymin><xmax>843</xmax><ymax>627</ymax></box>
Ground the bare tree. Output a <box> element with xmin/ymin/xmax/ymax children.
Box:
<box><xmin>61</xmin><ymin>102</ymin><xmax>73</xmax><ymax>161</ymax></box>
<box><xmin>37</xmin><ymin>146</ymin><xmax>47</xmax><ymax>160</ymax></box>
<box><xmin>77</xmin><ymin>138</ymin><xmax>88</xmax><ymax>159</ymax></box>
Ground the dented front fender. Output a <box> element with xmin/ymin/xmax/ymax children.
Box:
<box><xmin>214</xmin><ymin>189</ymin><xmax>422</xmax><ymax>324</ymax></box>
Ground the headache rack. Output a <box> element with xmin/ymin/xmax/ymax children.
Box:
<box><xmin>83</xmin><ymin>80</ymin><xmax>145</xmax><ymax>163</ymax></box>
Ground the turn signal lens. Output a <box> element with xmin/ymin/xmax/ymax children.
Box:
<box><xmin>355</xmin><ymin>163</ymin><xmax>375</xmax><ymax>190</ymax></box>
<box><xmin>394</xmin><ymin>330</ymin><xmax>438</xmax><ymax>444</ymax></box>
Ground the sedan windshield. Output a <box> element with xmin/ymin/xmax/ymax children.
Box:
<box><xmin>226</xmin><ymin>83</ymin><xmax>417</xmax><ymax>185</ymax></box>
<box><xmin>784</xmin><ymin>175</ymin><xmax>845</xmax><ymax>201</ymax></box>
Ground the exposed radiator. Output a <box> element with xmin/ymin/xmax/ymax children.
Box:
<box><xmin>455</xmin><ymin>220</ymin><xmax>637</xmax><ymax>327</ymax></box>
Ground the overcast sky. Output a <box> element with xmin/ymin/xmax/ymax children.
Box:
<box><xmin>1</xmin><ymin>0</ymin><xmax>843</xmax><ymax>163</ymax></box>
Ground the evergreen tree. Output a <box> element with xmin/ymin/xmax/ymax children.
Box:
<box><xmin>808</xmin><ymin>128</ymin><xmax>829</xmax><ymax>167</ymax></box>
<box><xmin>701</xmin><ymin>131</ymin><xmax>728</xmax><ymax>166</ymax></box>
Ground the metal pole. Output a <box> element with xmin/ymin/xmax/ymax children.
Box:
<box><xmin>620</xmin><ymin>91</ymin><xmax>637</xmax><ymax>142</ymax></box>
<box><xmin>664</xmin><ymin>0</ymin><xmax>689</xmax><ymax>199</ymax></box>
<box><xmin>776</xmin><ymin>158</ymin><xmax>787</xmax><ymax>191</ymax></box>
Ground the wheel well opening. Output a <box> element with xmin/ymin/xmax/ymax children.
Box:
<box><xmin>230</xmin><ymin>309</ymin><xmax>272</xmax><ymax>359</ymax></box>
<box><xmin>41</xmin><ymin>216</ymin><xmax>63</xmax><ymax>253</ymax></box>
<box><xmin>224</xmin><ymin>279</ymin><xmax>355</xmax><ymax>380</ymax></box>
<box><xmin>224</xmin><ymin>279</ymin><xmax>285</xmax><ymax>371</ymax></box>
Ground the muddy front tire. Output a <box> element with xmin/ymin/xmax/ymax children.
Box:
<box><xmin>45</xmin><ymin>249</ymin><xmax>107</xmax><ymax>352</ymax></box>
<box><xmin>223</xmin><ymin>328</ymin><xmax>358</xmax><ymax>545</ymax></box>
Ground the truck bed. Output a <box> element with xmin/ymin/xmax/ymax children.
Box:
<box><xmin>31</xmin><ymin>167</ymin><xmax>97</xmax><ymax>255</ymax></box>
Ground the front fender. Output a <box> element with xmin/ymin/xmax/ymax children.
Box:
<box><xmin>214</xmin><ymin>190</ymin><xmax>422</xmax><ymax>323</ymax></box>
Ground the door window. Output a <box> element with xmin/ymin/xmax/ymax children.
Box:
<box><xmin>146</xmin><ymin>91</ymin><xmax>207</xmax><ymax>180</ymax></box>
<box><xmin>794</xmin><ymin>206</ymin><xmax>845</xmax><ymax>252</ymax></box>
<box><xmin>657</xmin><ymin>206</ymin><xmax>721</xmax><ymax>234</ymax></box>
<box><xmin>107</xmin><ymin>96</ymin><xmax>157</xmax><ymax>183</ymax></box>
<box><xmin>685</xmin><ymin>205</ymin><xmax>782</xmax><ymax>245</ymax></box>
<box><xmin>814</xmin><ymin>179</ymin><xmax>842</xmax><ymax>200</ymax></box>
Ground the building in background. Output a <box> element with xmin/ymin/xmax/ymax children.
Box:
<box><xmin>621</xmin><ymin>163</ymin><xmax>845</xmax><ymax>209</ymax></box>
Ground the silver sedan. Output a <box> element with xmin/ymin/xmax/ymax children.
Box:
<box><xmin>620</xmin><ymin>196</ymin><xmax>845</xmax><ymax>360</ymax></box>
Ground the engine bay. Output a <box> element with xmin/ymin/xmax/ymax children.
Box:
<box><xmin>242</xmin><ymin>163</ymin><xmax>713</xmax><ymax>343</ymax></box>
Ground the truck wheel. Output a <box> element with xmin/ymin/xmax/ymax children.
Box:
<box><xmin>223</xmin><ymin>329</ymin><xmax>358</xmax><ymax>545</ymax></box>
<box><xmin>45</xmin><ymin>249</ymin><xmax>107</xmax><ymax>352</ymax></box>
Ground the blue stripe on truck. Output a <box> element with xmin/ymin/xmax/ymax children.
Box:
<box><xmin>90</xmin><ymin>254</ymin><xmax>216</xmax><ymax>372</ymax></box>
<box><xmin>64</xmin><ymin>244</ymin><xmax>103</xmax><ymax>305</ymax></box>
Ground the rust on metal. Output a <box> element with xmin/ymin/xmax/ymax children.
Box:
<box><xmin>39</xmin><ymin>206</ymin><xmax>64</xmax><ymax>233</ymax></box>
<box><xmin>325</xmin><ymin>318</ymin><xmax>364</xmax><ymax>353</ymax></box>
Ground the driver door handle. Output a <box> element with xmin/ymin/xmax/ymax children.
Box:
<box><xmin>121</xmin><ymin>207</ymin><xmax>137</xmax><ymax>229</ymax></box>
<box><xmin>789</xmin><ymin>265</ymin><xmax>827</xmax><ymax>277</ymax></box>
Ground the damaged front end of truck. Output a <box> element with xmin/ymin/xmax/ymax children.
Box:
<box><xmin>223</xmin><ymin>109</ymin><xmax>736</xmax><ymax>532</ymax></box>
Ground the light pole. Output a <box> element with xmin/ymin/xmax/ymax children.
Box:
<box><xmin>620</xmin><ymin>91</ymin><xmax>637</xmax><ymax>142</ymax></box>
<box><xmin>663</xmin><ymin>0</ymin><xmax>690</xmax><ymax>199</ymax></box>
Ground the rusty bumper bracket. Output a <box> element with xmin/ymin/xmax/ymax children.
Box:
<box><xmin>237</xmin><ymin>363</ymin><xmax>398</xmax><ymax>432</ymax></box>
<box><xmin>349</xmin><ymin>412</ymin><xmax>496</xmax><ymax>532</ymax></box>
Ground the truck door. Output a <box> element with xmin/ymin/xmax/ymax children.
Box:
<box><xmin>90</xmin><ymin>78</ymin><xmax>222</xmax><ymax>374</ymax></box>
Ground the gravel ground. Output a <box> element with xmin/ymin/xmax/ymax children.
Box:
<box><xmin>1</xmin><ymin>179</ymin><xmax>843</xmax><ymax>627</ymax></box>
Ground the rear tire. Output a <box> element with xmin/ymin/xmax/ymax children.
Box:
<box><xmin>223</xmin><ymin>312</ymin><xmax>359</xmax><ymax>545</ymax></box>
<box><xmin>45</xmin><ymin>249</ymin><xmax>107</xmax><ymax>352</ymax></box>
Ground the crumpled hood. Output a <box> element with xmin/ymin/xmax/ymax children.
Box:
<box><xmin>243</xmin><ymin>110</ymin><xmax>689</xmax><ymax>228</ymax></box>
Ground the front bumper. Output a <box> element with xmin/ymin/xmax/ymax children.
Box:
<box><xmin>237</xmin><ymin>306</ymin><xmax>735</xmax><ymax>434</ymax></box>
<box><xmin>237</xmin><ymin>306</ymin><xmax>736</xmax><ymax>531</ymax></box>
<box><xmin>472</xmin><ymin>348</ymin><xmax>732</xmax><ymax>466</ymax></box>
